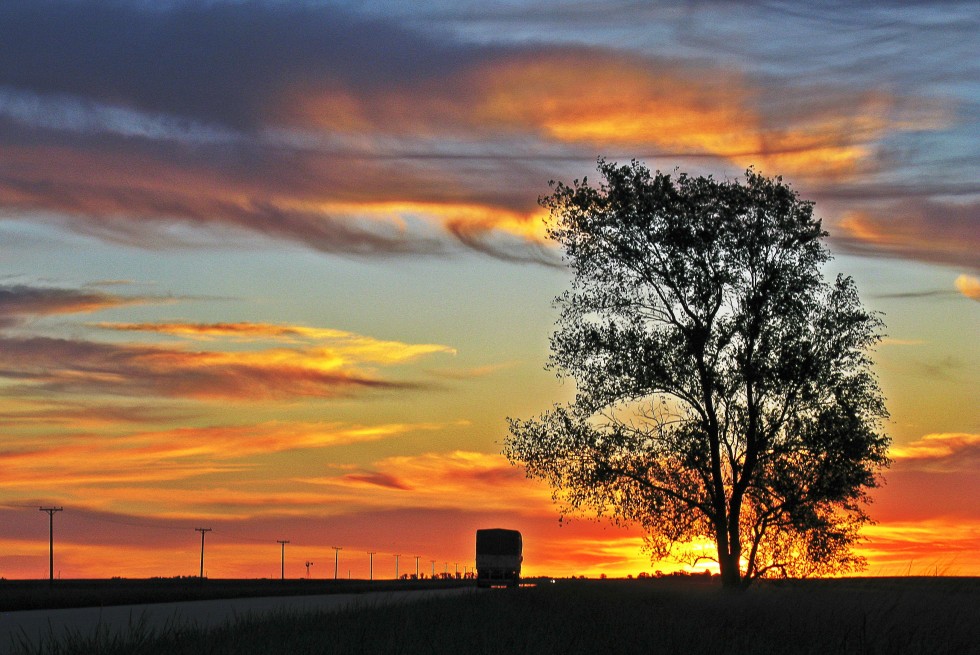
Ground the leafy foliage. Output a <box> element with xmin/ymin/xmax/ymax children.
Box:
<box><xmin>505</xmin><ymin>160</ymin><xmax>890</xmax><ymax>587</ymax></box>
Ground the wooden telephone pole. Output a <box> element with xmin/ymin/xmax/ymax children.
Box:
<box><xmin>195</xmin><ymin>528</ymin><xmax>212</xmax><ymax>578</ymax></box>
<box><xmin>38</xmin><ymin>507</ymin><xmax>63</xmax><ymax>581</ymax></box>
<box><xmin>277</xmin><ymin>540</ymin><xmax>289</xmax><ymax>580</ymax></box>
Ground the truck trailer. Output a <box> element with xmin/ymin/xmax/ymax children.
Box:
<box><xmin>475</xmin><ymin>528</ymin><xmax>522</xmax><ymax>588</ymax></box>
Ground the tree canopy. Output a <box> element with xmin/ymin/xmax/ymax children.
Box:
<box><xmin>505</xmin><ymin>160</ymin><xmax>890</xmax><ymax>588</ymax></box>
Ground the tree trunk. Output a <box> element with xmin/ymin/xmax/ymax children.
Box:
<box><xmin>717</xmin><ymin>549</ymin><xmax>742</xmax><ymax>589</ymax></box>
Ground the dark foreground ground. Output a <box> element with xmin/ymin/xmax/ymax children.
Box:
<box><xmin>0</xmin><ymin>578</ymin><xmax>470</xmax><ymax>612</ymax></box>
<box><xmin>7</xmin><ymin>577</ymin><xmax>979</xmax><ymax>655</ymax></box>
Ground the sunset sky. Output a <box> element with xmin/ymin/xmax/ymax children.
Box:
<box><xmin>0</xmin><ymin>0</ymin><xmax>977</xmax><ymax>580</ymax></box>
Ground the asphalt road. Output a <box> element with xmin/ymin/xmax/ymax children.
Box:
<box><xmin>0</xmin><ymin>587</ymin><xmax>476</xmax><ymax>654</ymax></box>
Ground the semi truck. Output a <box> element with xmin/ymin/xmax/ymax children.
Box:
<box><xmin>475</xmin><ymin>528</ymin><xmax>522</xmax><ymax>588</ymax></box>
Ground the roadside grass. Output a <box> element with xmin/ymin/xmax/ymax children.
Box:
<box><xmin>0</xmin><ymin>579</ymin><xmax>469</xmax><ymax>612</ymax></box>
<box><xmin>13</xmin><ymin>577</ymin><xmax>980</xmax><ymax>655</ymax></box>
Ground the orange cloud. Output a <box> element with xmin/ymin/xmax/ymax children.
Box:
<box><xmin>94</xmin><ymin>321</ymin><xmax>456</xmax><ymax>363</ymax></box>
<box><xmin>955</xmin><ymin>274</ymin><xmax>980</xmax><ymax>301</ymax></box>
<box><xmin>0</xmin><ymin>421</ymin><xmax>446</xmax><ymax>496</ymax></box>
<box><xmin>0</xmin><ymin>142</ymin><xmax>463</xmax><ymax>254</ymax></box>
<box><xmin>859</xmin><ymin>519</ymin><xmax>980</xmax><ymax>576</ymax></box>
<box><xmin>0</xmin><ymin>329</ymin><xmax>446</xmax><ymax>400</ymax></box>
<box><xmin>4</xmin><ymin>441</ymin><xmax>979</xmax><ymax>578</ymax></box>
<box><xmin>0</xmin><ymin>3</ymin><xmax>963</xmax><ymax>271</ymax></box>
<box><xmin>300</xmin><ymin>450</ymin><xmax>554</xmax><ymax>514</ymax></box>
<box><xmin>123</xmin><ymin>421</ymin><xmax>444</xmax><ymax>462</ymax></box>
<box><xmin>889</xmin><ymin>432</ymin><xmax>980</xmax><ymax>461</ymax></box>
<box><xmin>468</xmin><ymin>54</ymin><xmax>877</xmax><ymax>180</ymax></box>
<box><xmin>1</xmin><ymin>50</ymin><xmax>951</xmax><ymax>267</ymax></box>
<box><xmin>872</xmin><ymin>435</ymin><xmax>980</xmax><ymax>529</ymax></box>
<box><xmin>0</xmin><ymin>399</ymin><xmax>192</xmax><ymax>427</ymax></box>
<box><xmin>296</xmin><ymin>50</ymin><xmax>940</xmax><ymax>182</ymax></box>
<box><xmin>832</xmin><ymin>201</ymin><xmax>980</xmax><ymax>270</ymax></box>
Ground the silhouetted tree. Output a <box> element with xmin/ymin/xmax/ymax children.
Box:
<box><xmin>506</xmin><ymin>160</ymin><xmax>890</xmax><ymax>589</ymax></box>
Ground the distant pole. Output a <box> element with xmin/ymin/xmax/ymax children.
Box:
<box><xmin>277</xmin><ymin>540</ymin><xmax>289</xmax><ymax>580</ymax></box>
<box><xmin>430</xmin><ymin>560</ymin><xmax>435</xmax><ymax>578</ymax></box>
<box><xmin>367</xmin><ymin>552</ymin><xmax>376</xmax><ymax>581</ymax></box>
<box><xmin>195</xmin><ymin>528</ymin><xmax>212</xmax><ymax>578</ymax></box>
<box><xmin>38</xmin><ymin>507</ymin><xmax>63</xmax><ymax>581</ymax></box>
<box><xmin>332</xmin><ymin>546</ymin><xmax>342</xmax><ymax>580</ymax></box>
<box><xmin>414</xmin><ymin>555</ymin><xmax>420</xmax><ymax>579</ymax></box>
<box><xmin>455</xmin><ymin>562</ymin><xmax>459</xmax><ymax>578</ymax></box>
<box><xmin>394</xmin><ymin>554</ymin><xmax>400</xmax><ymax>580</ymax></box>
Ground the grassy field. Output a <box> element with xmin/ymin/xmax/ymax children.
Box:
<box><xmin>0</xmin><ymin>578</ymin><xmax>469</xmax><ymax>612</ymax></box>
<box><xmin>11</xmin><ymin>577</ymin><xmax>980</xmax><ymax>655</ymax></box>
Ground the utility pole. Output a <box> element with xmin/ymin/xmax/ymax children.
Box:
<box><xmin>195</xmin><ymin>528</ymin><xmax>212</xmax><ymax>578</ymax></box>
<box><xmin>455</xmin><ymin>562</ymin><xmax>459</xmax><ymax>579</ymax></box>
<box><xmin>394</xmin><ymin>554</ymin><xmax>400</xmax><ymax>580</ymax></box>
<box><xmin>277</xmin><ymin>540</ymin><xmax>289</xmax><ymax>580</ymax></box>
<box><xmin>430</xmin><ymin>560</ymin><xmax>435</xmax><ymax>579</ymax></box>
<box><xmin>414</xmin><ymin>555</ymin><xmax>420</xmax><ymax>579</ymax></box>
<box><xmin>38</xmin><ymin>507</ymin><xmax>63</xmax><ymax>581</ymax></box>
<box><xmin>367</xmin><ymin>551</ymin><xmax>376</xmax><ymax>581</ymax></box>
<box><xmin>331</xmin><ymin>546</ymin><xmax>342</xmax><ymax>580</ymax></box>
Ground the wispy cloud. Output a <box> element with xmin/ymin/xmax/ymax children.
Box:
<box><xmin>301</xmin><ymin>450</ymin><xmax>553</xmax><ymax>513</ymax></box>
<box><xmin>889</xmin><ymin>432</ymin><xmax>980</xmax><ymax>467</ymax></box>
<box><xmin>873</xmin><ymin>290</ymin><xmax>956</xmax><ymax>300</ymax></box>
<box><xmin>0</xmin><ymin>421</ymin><xmax>444</xmax><ymax>493</ymax></box>
<box><xmin>0</xmin><ymin>286</ymin><xmax>453</xmax><ymax>401</ymax></box>
<box><xmin>0</xmin><ymin>335</ymin><xmax>430</xmax><ymax>401</ymax></box>
<box><xmin>0</xmin><ymin>284</ymin><xmax>153</xmax><ymax>327</ymax></box>
<box><xmin>93</xmin><ymin>320</ymin><xmax>456</xmax><ymax>363</ymax></box>
<box><xmin>339</xmin><ymin>472</ymin><xmax>414</xmax><ymax>491</ymax></box>
<box><xmin>878</xmin><ymin>338</ymin><xmax>926</xmax><ymax>346</ymax></box>
<box><xmin>0</xmin><ymin>1</ymin><xmax>965</xmax><ymax>267</ymax></box>
<box><xmin>830</xmin><ymin>201</ymin><xmax>980</xmax><ymax>272</ymax></box>
<box><xmin>860</xmin><ymin>519</ymin><xmax>980</xmax><ymax>576</ymax></box>
<box><xmin>427</xmin><ymin>360</ymin><xmax>519</xmax><ymax>380</ymax></box>
<box><xmin>0</xmin><ymin>399</ymin><xmax>194</xmax><ymax>427</ymax></box>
